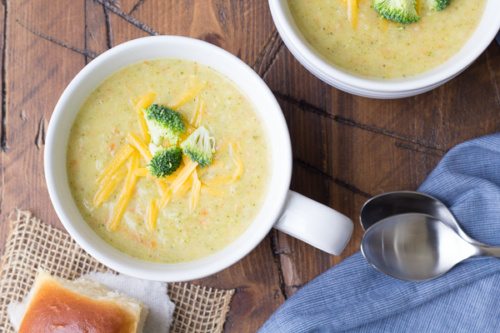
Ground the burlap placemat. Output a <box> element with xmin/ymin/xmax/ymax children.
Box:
<box><xmin>0</xmin><ymin>210</ymin><xmax>234</xmax><ymax>333</ymax></box>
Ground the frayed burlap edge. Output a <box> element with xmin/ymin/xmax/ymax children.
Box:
<box><xmin>0</xmin><ymin>210</ymin><xmax>234</xmax><ymax>333</ymax></box>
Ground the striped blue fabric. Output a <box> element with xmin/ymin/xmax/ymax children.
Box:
<box><xmin>260</xmin><ymin>134</ymin><xmax>500</xmax><ymax>332</ymax></box>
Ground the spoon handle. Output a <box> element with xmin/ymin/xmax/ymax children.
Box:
<box><xmin>478</xmin><ymin>245</ymin><xmax>500</xmax><ymax>258</ymax></box>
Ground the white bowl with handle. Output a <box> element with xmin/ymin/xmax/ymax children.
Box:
<box><xmin>44</xmin><ymin>36</ymin><xmax>353</xmax><ymax>282</ymax></box>
<box><xmin>269</xmin><ymin>0</ymin><xmax>500</xmax><ymax>99</ymax></box>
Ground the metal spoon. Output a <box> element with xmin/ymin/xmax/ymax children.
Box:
<box><xmin>360</xmin><ymin>191</ymin><xmax>482</xmax><ymax>245</ymax></box>
<box><xmin>361</xmin><ymin>213</ymin><xmax>500</xmax><ymax>281</ymax></box>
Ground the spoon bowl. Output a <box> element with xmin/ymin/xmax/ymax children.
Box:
<box><xmin>360</xmin><ymin>191</ymin><xmax>481</xmax><ymax>245</ymax></box>
<box><xmin>361</xmin><ymin>213</ymin><xmax>480</xmax><ymax>281</ymax></box>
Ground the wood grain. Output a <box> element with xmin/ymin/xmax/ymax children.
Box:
<box><xmin>264</xmin><ymin>41</ymin><xmax>500</xmax><ymax>299</ymax></box>
<box><xmin>0</xmin><ymin>0</ymin><xmax>499</xmax><ymax>332</ymax></box>
<box><xmin>1</xmin><ymin>0</ymin><xmax>87</xmax><ymax>245</ymax></box>
<box><xmin>0</xmin><ymin>0</ymin><xmax>6</xmax><ymax>249</ymax></box>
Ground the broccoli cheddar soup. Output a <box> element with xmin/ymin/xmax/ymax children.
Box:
<box><xmin>67</xmin><ymin>59</ymin><xmax>270</xmax><ymax>263</ymax></box>
<box><xmin>288</xmin><ymin>0</ymin><xmax>485</xmax><ymax>78</ymax></box>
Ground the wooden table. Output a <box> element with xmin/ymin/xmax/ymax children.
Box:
<box><xmin>0</xmin><ymin>1</ymin><xmax>498</xmax><ymax>331</ymax></box>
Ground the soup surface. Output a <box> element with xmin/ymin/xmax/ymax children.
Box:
<box><xmin>67</xmin><ymin>59</ymin><xmax>270</xmax><ymax>263</ymax></box>
<box><xmin>288</xmin><ymin>0</ymin><xmax>485</xmax><ymax>78</ymax></box>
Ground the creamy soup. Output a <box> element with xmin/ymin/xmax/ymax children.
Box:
<box><xmin>67</xmin><ymin>59</ymin><xmax>270</xmax><ymax>263</ymax></box>
<box><xmin>288</xmin><ymin>0</ymin><xmax>485</xmax><ymax>78</ymax></box>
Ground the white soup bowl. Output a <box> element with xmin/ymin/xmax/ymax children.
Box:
<box><xmin>45</xmin><ymin>36</ymin><xmax>353</xmax><ymax>282</ymax></box>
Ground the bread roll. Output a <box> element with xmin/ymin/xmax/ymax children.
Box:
<box><xmin>8</xmin><ymin>270</ymin><xmax>147</xmax><ymax>333</ymax></box>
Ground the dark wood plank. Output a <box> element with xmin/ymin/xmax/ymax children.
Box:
<box><xmin>1</xmin><ymin>0</ymin><xmax>86</xmax><ymax>236</ymax></box>
<box><xmin>0</xmin><ymin>0</ymin><xmax>6</xmax><ymax>249</ymax></box>
<box><xmin>85</xmin><ymin>0</ymin><xmax>110</xmax><ymax>62</ymax></box>
<box><xmin>264</xmin><ymin>38</ymin><xmax>500</xmax><ymax>297</ymax></box>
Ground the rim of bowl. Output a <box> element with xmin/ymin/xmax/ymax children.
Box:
<box><xmin>44</xmin><ymin>36</ymin><xmax>292</xmax><ymax>281</ymax></box>
<box><xmin>269</xmin><ymin>0</ymin><xmax>500</xmax><ymax>94</ymax></box>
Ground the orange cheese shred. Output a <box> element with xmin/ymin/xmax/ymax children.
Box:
<box><xmin>203</xmin><ymin>175</ymin><xmax>232</xmax><ymax>187</ymax></box>
<box><xmin>146</xmin><ymin>199</ymin><xmax>159</xmax><ymax>231</ymax></box>
<box><xmin>137</xmin><ymin>111</ymin><xmax>151</xmax><ymax>144</ymax></box>
<box><xmin>190</xmin><ymin>98</ymin><xmax>205</xmax><ymax>127</ymax></box>
<box><xmin>107</xmin><ymin>153</ymin><xmax>140</xmax><ymax>231</ymax></box>
<box><xmin>127</xmin><ymin>133</ymin><xmax>153</xmax><ymax>161</ymax></box>
<box><xmin>379</xmin><ymin>18</ymin><xmax>390</xmax><ymax>32</ymax></box>
<box><xmin>134</xmin><ymin>167</ymin><xmax>149</xmax><ymax>178</ymax></box>
<box><xmin>201</xmin><ymin>184</ymin><xmax>225</xmax><ymax>197</ymax></box>
<box><xmin>347</xmin><ymin>0</ymin><xmax>358</xmax><ymax>29</ymax></box>
<box><xmin>97</xmin><ymin>144</ymin><xmax>134</xmax><ymax>183</ymax></box>
<box><xmin>93</xmin><ymin>167</ymin><xmax>127</xmax><ymax>207</ymax></box>
<box><xmin>178</xmin><ymin>176</ymin><xmax>193</xmax><ymax>197</ymax></box>
<box><xmin>159</xmin><ymin>189</ymin><xmax>172</xmax><ymax>209</ymax></box>
<box><xmin>200</xmin><ymin>143</ymin><xmax>243</xmax><ymax>186</ymax></box>
<box><xmin>135</xmin><ymin>92</ymin><xmax>156</xmax><ymax>143</ymax></box>
<box><xmin>170</xmin><ymin>160</ymin><xmax>198</xmax><ymax>194</ymax></box>
<box><xmin>189</xmin><ymin>170</ymin><xmax>202</xmax><ymax>213</ymax></box>
<box><xmin>154</xmin><ymin>178</ymin><xmax>169</xmax><ymax>197</ymax></box>
<box><xmin>170</xmin><ymin>80</ymin><xmax>205</xmax><ymax>109</ymax></box>
<box><xmin>229</xmin><ymin>142</ymin><xmax>244</xmax><ymax>181</ymax></box>
<box><xmin>136</xmin><ymin>92</ymin><xmax>157</xmax><ymax>109</ymax></box>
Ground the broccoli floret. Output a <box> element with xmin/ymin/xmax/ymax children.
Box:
<box><xmin>181</xmin><ymin>126</ymin><xmax>216</xmax><ymax>167</ymax></box>
<box><xmin>149</xmin><ymin>147</ymin><xmax>183</xmax><ymax>177</ymax></box>
<box><xmin>373</xmin><ymin>0</ymin><xmax>420</xmax><ymax>24</ymax></box>
<box><xmin>426</xmin><ymin>0</ymin><xmax>450</xmax><ymax>11</ymax></box>
<box><xmin>144</xmin><ymin>104</ymin><xmax>186</xmax><ymax>145</ymax></box>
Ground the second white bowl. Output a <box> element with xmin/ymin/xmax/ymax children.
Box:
<box><xmin>269</xmin><ymin>0</ymin><xmax>500</xmax><ymax>99</ymax></box>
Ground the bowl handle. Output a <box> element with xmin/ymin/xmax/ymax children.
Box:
<box><xmin>273</xmin><ymin>190</ymin><xmax>353</xmax><ymax>255</ymax></box>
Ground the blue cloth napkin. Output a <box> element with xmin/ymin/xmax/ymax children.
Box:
<box><xmin>260</xmin><ymin>134</ymin><xmax>500</xmax><ymax>333</ymax></box>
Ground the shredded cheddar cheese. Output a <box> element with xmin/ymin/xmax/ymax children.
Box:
<box><xmin>379</xmin><ymin>17</ymin><xmax>390</xmax><ymax>32</ymax></box>
<box><xmin>146</xmin><ymin>199</ymin><xmax>159</xmax><ymax>231</ymax></box>
<box><xmin>93</xmin><ymin>168</ymin><xmax>127</xmax><ymax>207</ymax></box>
<box><xmin>135</xmin><ymin>92</ymin><xmax>156</xmax><ymax>143</ymax></box>
<box><xmin>170</xmin><ymin>80</ymin><xmax>206</xmax><ymax>109</ymax></box>
<box><xmin>127</xmin><ymin>133</ymin><xmax>153</xmax><ymax>161</ymax></box>
<box><xmin>134</xmin><ymin>167</ymin><xmax>149</xmax><ymax>177</ymax></box>
<box><xmin>203</xmin><ymin>175</ymin><xmax>232</xmax><ymax>187</ymax></box>
<box><xmin>107</xmin><ymin>194</ymin><xmax>129</xmax><ymax>232</ymax></box>
<box><xmin>190</xmin><ymin>98</ymin><xmax>200</xmax><ymax>125</ymax></box>
<box><xmin>107</xmin><ymin>153</ymin><xmax>140</xmax><ymax>231</ymax></box>
<box><xmin>194</xmin><ymin>103</ymin><xmax>204</xmax><ymax>127</ymax></box>
<box><xmin>190</xmin><ymin>98</ymin><xmax>205</xmax><ymax>127</ymax></box>
<box><xmin>93</xmin><ymin>82</ymin><xmax>249</xmax><ymax>235</ymax></box>
<box><xmin>97</xmin><ymin>145</ymin><xmax>134</xmax><ymax>183</ymax></box>
<box><xmin>347</xmin><ymin>0</ymin><xmax>358</xmax><ymax>29</ymax></box>
<box><xmin>200</xmin><ymin>142</ymin><xmax>243</xmax><ymax>186</ymax></box>
<box><xmin>189</xmin><ymin>170</ymin><xmax>202</xmax><ymax>213</ymax></box>
<box><xmin>159</xmin><ymin>189</ymin><xmax>172</xmax><ymax>209</ymax></box>
<box><xmin>178</xmin><ymin>176</ymin><xmax>193</xmax><ymax>196</ymax></box>
<box><xmin>136</xmin><ymin>92</ymin><xmax>157</xmax><ymax>109</ymax></box>
<box><xmin>137</xmin><ymin>110</ymin><xmax>150</xmax><ymax>143</ymax></box>
<box><xmin>416</xmin><ymin>0</ymin><xmax>421</xmax><ymax>15</ymax></box>
<box><xmin>201</xmin><ymin>184</ymin><xmax>224</xmax><ymax>197</ymax></box>
<box><xmin>155</xmin><ymin>178</ymin><xmax>169</xmax><ymax>197</ymax></box>
<box><xmin>197</xmin><ymin>160</ymin><xmax>224</xmax><ymax>178</ymax></box>
<box><xmin>229</xmin><ymin>142</ymin><xmax>244</xmax><ymax>181</ymax></box>
<box><xmin>170</xmin><ymin>160</ymin><xmax>198</xmax><ymax>194</ymax></box>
